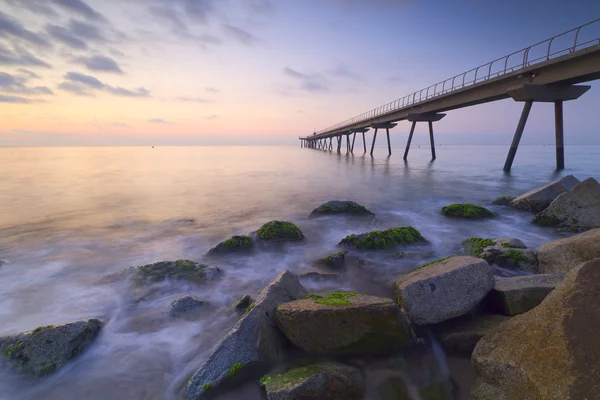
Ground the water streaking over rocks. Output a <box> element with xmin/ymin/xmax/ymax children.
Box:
<box><xmin>1</xmin><ymin>145</ymin><xmax>600</xmax><ymax>400</ymax></box>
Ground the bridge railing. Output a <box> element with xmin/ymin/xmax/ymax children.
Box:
<box><xmin>316</xmin><ymin>18</ymin><xmax>600</xmax><ymax>136</ymax></box>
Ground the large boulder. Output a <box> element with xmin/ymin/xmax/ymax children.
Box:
<box><xmin>0</xmin><ymin>319</ymin><xmax>103</xmax><ymax>376</ymax></box>
<box><xmin>537</xmin><ymin>228</ymin><xmax>600</xmax><ymax>275</ymax></box>
<box><xmin>131</xmin><ymin>260</ymin><xmax>222</xmax><ymax>286</ymax></box>
<box><xmin>255</xmin><ymin>221</ymin><xmax>304</xmax><ymax>242</ymax></box>
<box><xmin>463</xmin><ymin>237</ymin><xmax>538</xmax><ymax>272</ymax></box>
<box><xmin>260</xmin><ymin>362</ymin><xmax>365</xmax><ymax>400</ymax></box>
<box><xmin>309</xmin><ymin>200</ymin><xmax>374</xmax><ymax>218</ymax></box>
<box><xmin>339</xmin><ymin>226</ymin><xmax>426</xmax><ymax>250</ymax></box>
<box><xmin>207</xmin><ymin>235</ymin><xmax>254</xmax><ymax>256</ymax></box>
<box><xmin>184</xmin><ymin>271</ymin><xmax>307</xmax><ymax>399</ymax></box>
<box><xmin>491</xmin><ymin>196</ymin><xmax>517</xmax><ymax>206</ymax></box>
<box><xmin>471</xmin><ymin>258</ymin><xmax>600</xmax><ymax>400</ymax></box>
<box><xmin>441</xmin><ymin>203</ymin><xmax>494</xmax><ymax>219</ymax></box>
<box><xmin>488</xmin><ymin>274</ymin><xmax>562</xmax><ymax>316</ymax></box>
<box><xmin>393</xmin><ymin>256</ymin><xmax>494</xmax><ymax>325</ymax></box>
<box><xmin>275</xmin><ymin>292</ymin><xmax>412</xmax><ymax>356</ymax></box>
<box><xmin>533</xmin><ymin>177</ymin><xmax>600</xmax><ymax>231</ymax></box>
<box><xmin>509</xmin><ymin>175</ymin><xmax>580</xmax><ymax>212</ymax></box>
<box><xmin>168</xmin><ymin>295</ymin><xmax>212</xmax><ymax>317</ymax></box>
<box><xmin>433</xmin><ymin>314</ymin><xmax>511</xmax><ymax>356</ymax></box>
<box><xmin>316</xmin><ymin>252</ymin><xmax>345</xmax><ymax>269</ymax></box>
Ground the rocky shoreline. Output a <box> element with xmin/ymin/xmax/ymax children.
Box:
<box><xmin>2</xmin><ymin>177</ymin><xmax>600</xmax><ymax>399</ymax></box>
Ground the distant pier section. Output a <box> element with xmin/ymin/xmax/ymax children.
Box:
<box><xmin>300</xmin><ymin>18</ymin><xmax>600</xmax><ymax>171</ymax></box>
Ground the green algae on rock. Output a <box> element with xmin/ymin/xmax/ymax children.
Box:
<box><xmin>441</xmin><ymin>203</ymin><xmax>494</xmax><ymax>219</ymax></box>
<box><xmin>132</xmin><ymin>260</ymin><xmax>221</xmax><ymax>285</ymax></box>
<box><xmin>416</xmin><ymin>256</ymin><xmax>452</xmax><ymax>270</ymax></box>
<box><xmin>256</xmin><ymin>220</ymin><xmax>305</xmax><ymax>242</ymax></box>
<box><xmin>317</xmin><ymin>252</ymin><xmax>345</xmax><ymax>268</ymax></box>
<box><xmin>491</xmin><ymin>196</ymin><xmax>517</xmax><ymax>206</ymax></box>
<box><xmin>305</xmin><ymin>291</ymin><xmax>356</xmax><ymax>306</ymax></box>
<box><xmin>207</xmin><ymin>235</ymin><xmax>254</xmax><ymax>255</ymax></box>
<box><xmin>339</xmin><ymin>226</ymin><xmax>425</xmax><ymax>250</ymax></box>
<box><xmin>309</xmin><ymin>200</ymin><xmax>374</xmax><ymax>218</ymax></box>
<box><xmin>462</xmin><ymin>238</ymin><xmax>495</xmax><ymax>257</ymax></box>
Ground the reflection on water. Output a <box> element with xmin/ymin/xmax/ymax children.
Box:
<box><xmin>0</xmin><ymin>145</ymin><xmax>599</xmax><ymax>399</ymax></box>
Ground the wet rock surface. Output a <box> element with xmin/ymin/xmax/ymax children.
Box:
<box><xmin>339</xmin><ymin>226</ymin><xmax>426</xmax><ymax>250</ymax></box>
<box><xmin>309</xmin><ymin>200</ymin><xmax>374</xmax><ymax>218</ymax></box>
<box><xmin>537</xmin><ymin>228</ymin><xmax>600</xmax><ymax>275</ymax></box>
<box><xmin>441</xmin><ymin>203</ymin><xmax>494</xmax><ymax>219</ymax></box>
<box><xmin>433</xmin><ymin>314</ymin><xmax>511</xmax><ymax>356</ymax></box>
<box><xmin>463</xmin><ymin>237</ymin><xmax>538</xmax><ymax>272</ymax></box>
<box><xmin>488</xmin><ymin>274</ymin><xmax>562</xmax><ymax>316</ymax></box>
<box><xmin>168</xmin><ymin>295</ymin><xmax>212</xmax><ymax>317</ymax></box>
<box><xmin>207</xmin><ymin>235</ymin><xmax>254</xmax><ymax>255</ymax></box>
<box><xmin>255</xmin><ymin>221</ymin><xmax>305</xmax><ymax>243</ymax></box>
<box><xmin>509</xmin><ymin>174</ymin><xmax>580</xmax><ymax>212</ymax></box>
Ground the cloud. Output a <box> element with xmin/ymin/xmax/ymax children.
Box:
<box><xmin>389</xmin><ymin>76</ymin><xmax>403</xmax><ymax>82</ymax></box>
<box><xmin>0</xmin><ymin>43</ymin><xmax>52</xmax><ymax>68</ymax></box>
<box><xmin>17</xmin><ymin>69</ymin><xmax>41</xmax><ymax>79</ymax></box>
<box><xmin>0</xmin><ymin>94</ymin><xmax>45</xmax><ymax>103</ymax></box>
<box><xmin>68</xmin><ymin>19</ymin><xmax>107</xmax><ymax>42</ymax></box>
<box><xmin>328</xmin><ymin>64</ymin><xmax>362</xmax><ymax>81</ymax></box>
<box><xmin>283</xmin><ymin>67</ymin><xmax>329</xmax><ymax>92</ymax></box>
<box><xmin>0</xmin><ymin>72</ymin><xmax>53</xmax><ymax>95</ymax></box>
<box><xmin>59</xmin><ymin>71</ymin><xmax>151</xmax><ymax>97</ymax></box>
<box><xmin>205</xmin><ymin>87</ymin><xmax>219</xmax><ymax>93</ymax></box>
<box><xmin>73</xmin><ymin>55</ymin><xmax>123</xmax><ymax>74</ymax></box>
<box><xmin>6</xmin><ymin>0</ymin><xmax>59</xmax><ymax>17</ymax></box>
<box><xmin>147</xmin><ymin>118</ymin><xmax>170</xmax><ymax>124</ymax></box>
<box><xmin>0</xmin><ymin>10</ymin><xmax>50</xmax><ymax>47</ymax></box>
<box><xmin>222</xmin><ymin>24</ymin><xmax>260</xmax><ymax>45</ymax></box>
<box><xmin>177</xmin><ymin>97</ymin><xmax>210</xmax><ymax>103</ymax></box>
<box><xmin>50</xmin><ymin>0</ymin><xmax>107</xmax><ymax>23</ymax></box>
<box><xmin>109</xmin><ymin>48</ymin><xmax>125</xmax><ymax>58</ymax></box>
<box><xmin>46</xmin><ymin>24</ymin><xmax>87</xmax><ymax>49</ymax></box>
<box><xmin>206</xmin><ymin>114</ymin><xmax>218</xmax><ymax>120</ymax></box>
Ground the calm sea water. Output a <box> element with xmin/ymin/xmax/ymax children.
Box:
<box><xmin>1</xmin><ymin>145</ymin><xmax>599</xmax><ymax>400</ymax></box>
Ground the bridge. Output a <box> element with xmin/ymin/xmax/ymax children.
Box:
<box><xmin>299</xmin><ymin>18</ymin><xmax>600</xmax><ymax>171</ymax></box>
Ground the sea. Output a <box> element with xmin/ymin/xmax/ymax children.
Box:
<box><xmin>1</xmin><ymin>144</ymin><xmax>599</xmax><ymax>400</ymax></box>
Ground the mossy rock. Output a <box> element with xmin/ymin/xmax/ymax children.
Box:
<box><xmin>317</xmin><ymin>252</ymin><xmax>345</xmax><ymax>268</ymax></box>
<box><xmin>491</xmin><ymin>196</ymin><xmax>517</xmax><ymax>206</ymax></box>
<box><xmin>462</xmin><ymin>238</ymin><xmax>495</xmax><ymax>257</ymax></box>
<box><xmin>463</xmin><ymin>238</ymin><xmax>538</xmax><ymax>272</ymax></box>
<box><xmin>309</xmin><ymin>200</ymin><xmax>374</xmax><ymax>218</ymax></box>
<box><xmin>207</xmin><ymin>235</ymin><xmax>254</xmax><ymax>255</ymax></box>
<box><xmin>339</xmin><ymin>226</ymin><xmax>425</xmax><ymax>250</ymax></box>
<box><xmin>377</xmin><ymin>377</ymin><xmax>411</xmax><ymax>400</ymax></box>
<box><xmin>441</xmin><ymin>203</ymin><xmax>494</xmax><ymax>219</ymax></box>
<box><xmin>131</xmin><ymin>260</ymin><xmax>221</xmax><ymax>286</ymax></box>
<box><xmin>256</xmin><ymin>221</ymin><xmax>305</xmax><ymax>242</ymax></box>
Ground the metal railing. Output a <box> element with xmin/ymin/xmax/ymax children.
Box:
<box><xmin>315</xmin><ymin>18</ymin><xmax>600</xmax><ymax>136</ymax></box>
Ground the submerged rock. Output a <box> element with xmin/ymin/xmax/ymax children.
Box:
<box><xmin>433</xmin><ymin>314</ymin><xmax>510</xmax><ymax>356</ymax></box>
<box><xmin>131</xmin><ymin>260</ymin><xmax>222</xmax><ymax>286</ymax></box>
<box><xmin>393</xmin><ymin>256</ymin><xmax>494</xmax><ymax>325</ymax></box>
<box><xmin>230</xmin><ymin>294</ymin><xmax>254</xmax><ymax>313</ymax></box>
<box><xmin>441</xmin><ymin>203</ymin><xmax>494</xmax><ymax>219</ymax></box>
<box><xmin>0</xmin><ymin>319</ymin><xmax>103</xmax><ymax>377</ymax></box>
<box><xmin>168</xmin><ymin>295</ymin><xmax>212</xmax><ymax>317</ymax></box>
<box><xmin>255</xmin><ymin>221</ymin><xmax>305</xmax><ymax>242</ymax></box>
<box><xmin>537</xmin><ymin>228</ymin><xmax>600</xmax><ymax>275</ymax></box>
<box><xmin>533</xmin><ymin>177</ymin><xmax>600</xmax><ymax>231</ymax></box>
<box><xmin>299</xmin><ymin>271</ymin><xmax>342</xmax><ymax>282</ymax></box>
<box><xmin>463</xmin><ymin>237</ymin><xmax>538</xmax><ymax>272</ymax></box>
<box><xmin>184</xmin><ymin>271</ymin><xmax>307</xmax><ymax>399</ymax></box>
<box><xmin>488</xmin><ymin>274</ymin><xmax>562</xmax><ymax>316</ymax></box>
<box><xmin>471</xmin><ymin>258</ymin><xmax>600</xmax><ymax>400</ymax></box>
<box><xmin>207</xmin><ymin>235</ymin><xmax>254</xmax><ymax>255</ymax></box>
<box><xmin>339</xmin><ymin>226</ymin><xmax>425</xmax><ymax>250</ymax></box>
<box><xmin>308</xmin><ymin>200</ymin><xmax>374</xmax><ymax>218</ymax></box>
<box><xmin>275</xmin><ymin>292</ymin><xmax>412</xmax><ymax>356</ymax></box>
<box><xmin>491</xmin><ymin>196</ymin><xmax>517</xmax><ymax>206</ymax></box>
<box><xmin>260</xmin><ymin>362</ymin><xmax>365</xmax><ymax>400</ymax></box>
<box><xmin>509</xmin><ymin>175</ymin><xmax>580</xmax><ymax>212</ymax></box>
<box><xmin>316</xmin><ymin>252</ymin><xmax>345</xmax><ymax>269</ymax></box>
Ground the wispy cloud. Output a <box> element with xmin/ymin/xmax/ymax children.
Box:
<box><xmin>205</xmin><ymin>87</ymin><xmax>219</xmax><ymax>93</ymax></box>
<box><xmin>177</xmin><ymin>97</ymin><xmax>211</xmax><ymax>103</ymax></box>
<box><xmin>147</xmin><ymin>118</ymin><xmax>170</xmax><ymax>124</ymax></box>
<box><xmin>51</xmin><ymin>0</ymin><xmax>107</xmax><ymax>23</ymax></box>
<box><xmin>0</xmin><ymin>72</ymin><xmax>53</xmax><ymax>95</ymax></box>
<box><xmin>0</xmin><ymin>10</ymin><xmax>50</xmax><ymax>47</ymax></box>
<box><xmin>283</xmin><ymin>67</ymin><xmax>329</xmax><ymax>92</ymax></box>
<box><xmin>0</xmin><ymin>94</ymin><xmax>44</xmax><ymax>104</ymax></box>
<box><xmin>328</xmin><ymin>64</ymin><xmax>363</xmax><ymax>81</ymax></box>
<box><xmin>0</xmin><ymin>43</ymin><xmax>52</xmax><ymax>68</ymax></box>
<box><xmin>68</xmin><ymin>19</ymin><xmax>107</xmax><ymax>42</ymax></box>
<box><xmin>222</xmin><ymin>24</ymin><xmax>260</xmax><ymax>46</ymax></box>
<box><xmin>46</xmin><ymin>24</ymin><xmax>87</xmax><ymax>49</ymax></box>
<box><xmin>73</xmin><ymin>55</ymin><xmax>123</xmax><ymax>74</ymax></box>
<box><xmin>17</xmin><ymin>69</ymin><xmax>41</xmax><ymax>79</ymax></box>
<box><xmin>6</xmin><ymin>0</ymin><xmax>59</xmax><ymax>17</ymax></box>
<box><xmin>58</xmin><ymin>72</ymin><xmax>150</xmax><ymax>97</ymax></box>
<box><xmin>58</xmin><ymin>81</ymin><xmax>94</xmax><ymax>96</ymax></box>
<box><xmin>206</xmin><ymin>114</ymin><xmax>218</xmax><ymax>120</ymax></box>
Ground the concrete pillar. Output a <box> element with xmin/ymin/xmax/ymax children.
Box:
<box><xmin>428</xmin><ymin>121</ymin><xmax>436</xmax><ymax>160</ymax></box>
<box><xmin>337</xmin><ymin>135</ymin><xmax>341</xmax><ymax>153</ymax></box>
<box><xmin>504</xmin><ymin>100</ymin><xmax>533</xmax><ymax>172</ymax></box>
<box><xmin>362</xmin><ymin>132</ymin><xmax>366</xmax><ymax>154</ymax></box>
<box><xmin>386</xmin><ymin>128</ymin><xmax>391</xmax><ymax>156</ymax></box>
<box><xmin>403</xmin><ymin>121</ymin><xmax>416</xmax><ymax>160</ymax></box>
<box><xmin>370</xmin><ymin>128</ymin><xmax>378</xmax><ymax>156</ymax></box>
<box><xmin>351</xmin><ymin>132</ymin><xmax>356</xmax><ymax>153</ymax></box>
<box><xmin>555</xmin><ymin>100</ymin><xmax>564</xmax><ymax>170</ymax></box>
<box><xmin>329</xmin><ymin>137</ymin><xmax>333</xmax><ymax>151</ymax></box>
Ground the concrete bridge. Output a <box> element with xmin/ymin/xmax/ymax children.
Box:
<box><xmin>300</xmin><ymin>18</ymin><xmax>600</xmax><ymax>171</ymax></box>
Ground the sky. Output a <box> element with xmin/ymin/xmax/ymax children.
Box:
<box><xmin>1</xmin><ymin>0</ymin><xmax>600</xmax><ymax>146</ymax></box>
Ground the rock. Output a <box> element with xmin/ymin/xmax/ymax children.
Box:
<box><xmin>469</xmin><ymin>238</ymin><xmax>538</xmax><ymax>272</ymax></box>
<box><xmin>509</xmin><ymin>175</ymin><xmax>580</xmax><ymax>212</ymax></box>
<box><xmin>131</xmin><ymin>260</ymin><xmax>222</xmax><ymax>286</ymax></box>
<box><xmin>377</xmin><ymin>377</ymin><xmax>411</xmax><ymax>400</ymax></box>
<box><xmin>433</xmin><ymin>314</ymin><xmax>510</xmax><ymax>356</ymax></box>
<box><xmin>533</xmin><ymin>177</ymin><xmax>600</xmax><ymax>231</ymax></box>
<box><xmin>471</xmin><ymin>378</ymin><xmax>509</xmax><ymax>400</ymax></box>
<box><xmin>471</xmin><ymin>258</ymin><xmax>600</xmax><ymax>400</ymax></box>
<box><xmin>537</xmin><ymin>228</ymin><xmax>600</xmax><ymax>275</ymax></box>
<box><xmin>231</xmin><ymin>294</ymin><xmax>254</xmax><ymax>313</ymax></box>
<box><xmin>377</xmin><ymin>376</ymin><xmax>456</xmax><ymax>400</ymax></box>
<box><xmin>184</xmin><ymin>271</ymin><xmax>307</xmax><ymax>399</ymax></box>
<box><xmin>308</xmin><ymin>200</ymin><xmax>374</xmax><ymax>218</ymax></box>
<box><xmin>339</xmin><ymin>226</ymin><xmax>426</xmax><ymax>250</ymax></box>
<box><xmin>298</xmin><ymin>271</ymin><xmax>342</xmax><ymax>282</ymax></box>
<box><xmin>207</xmin><ymin>235</ymin><xmax>254</xmax><ymax>255</ymax></box>
<box><xmin>275</xmin><ymin>292</ymin><xmax>412</xmax><ymax>356</ymax></box>
<box><xmin>0</xmin><ymin>319</ymin><xmax>103</xmax><ymax>377</ymax></box>
<box><xmin>488</xmin><ymin>274</ymin><xmax>562</xmax><ymax>316</ymax></box>
<box><xmin>491</xmin><ymin>196</ymin><xmax>517</xmax><ymax>206</ymax></box>
<box><xmin>168</xmin><ymin>295</ymin><xmax>211</xmax><ymax>316</ymax></box>
<box><xmin>317</xmin><ymin>252</ymin><xmax>345</xmax><ymax>269</ymax></box>
<box><xmin>260</xmin><ymin>362</ymin><xmax>365</xmax><ymax>400</ymax></box>
<box><xmin>255</xmin><ymin>221</ymin><xmax>304</xmax><ymax>242</ymax></box>
<box><xmin>393</xmin><ymin>256</ymin><xmax>494</xmax><ymax>325</ymax></box>
<box><xmin>441</xmin><ymin>203</ymin><xmax>494</xmax><ymax>219</ymax></box>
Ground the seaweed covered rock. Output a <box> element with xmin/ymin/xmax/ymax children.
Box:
<box><xmin>230</xmin><ymin>294</ymin><xmax>254</xmax><ymax>314</ymax></box>
<box><xmin>533</xmin><ymin>177</ymin><xmax>600</xmax><ymax>231</ymax></box>
<box><xmin>260</xmin><ymin>362</ymin><xmax>365</xmax><ymax>400</ymax></box>
<box><xmin>339</xmin><ymin>226</ymin><xmax>425</xmax><ymax>250</ymax></box>
<box><xmin>184</xmin><ymin>271</ymin><xmax>307</xmax><ymax>399</ymax></box>
<box><xmin>0</xmin><ymin>319</ymin><xmax>103</xmax><ymax>377</ymax></box>
<box><xmin>309</xmin><ymin>201</ymin><xmax>374</xmax><ymax>218</ymax></box>
<box><xmin>441</xmin><ymin>203</ymin><xmax>494</xmax><ymax>219</ymax></box>
<box><xmin>488</xmin><ymin>274</ymin><xmax>562</xmax><ymax>316</ymax></box>
<box><xmin>168</xmin><ymin>295</ymin><xmax>212</xmax><ymax>317</ymax></box>
<box><xmin>393</xmin><ymin>256</ymin><xmax>494</xmax><ymax>325</ymax></box>
<box><xmin>491</xmin><ymin>196</ymin><xmax>517</xmax><ymax>206</ymax></box>
<box><xmin>275</xmin><ymin>292</ymin><xmax>412</xmax><ymax>356</ymax></box>
<box><xmin>433</xmin><ymin>314</ymin><xmax>510</xmax><ymax>356</ymax></box>
<box><xmin>537</xmin><ymin>228</ymin><xmax>600</xmax><ymax>275</ymax></box>
<box><xmin>256</xmin><ymin>221</ymin><xmax>305</xmax><ymax>242</ymax></box>
<box><xmin>462</xmin><ymin>237</ymin><xmax>538</xmax><ymax>272</ymax></box>
<box><xmin>207</xmin><ymin>235</ymin><xmax>254</xmax><ymax>255</ymax></box>
<box><xmin>131</xmin><ymin>260</ymin><xmax>222</xmax><ymax>286</ymax></box>
<box><xmin>471</xmin><ymin>258</ymin><xmax>600</xmax><ymax>400</ymax></box>
<box><xmin>509</xmin><ymin>175</ymin><xmax>580</xmax><ymax>212</ymax></box>
<box><xmin>317</xmin><ymin>252</ymin><xmax>345</xmax><ymax>269</ymax></box>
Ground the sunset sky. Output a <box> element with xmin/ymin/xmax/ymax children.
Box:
<box><xmin>1</xmin><ymin>0</ymin><xmax>599</xmax><ymax>146</ymax></box>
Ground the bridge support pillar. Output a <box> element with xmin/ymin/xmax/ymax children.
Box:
<box><xmin>428</xmin><ymin>121</ymin><xmax>436</xmax><ymax>160</ymax></box>
<box><xmin>371</xmin><ymin>123</ymin><xmax>397</xmax><ymax>156</ymax></box>
<box><xmin>404</xmin><ymin>122</ymin><xmax>416</xmax><ymax>160</ymax></box>
<box><xmin>346</xmin><ymin>134</ymin><xmax>350</xmax><ymax>153</ymax></box>
<box><xmin>504</xmin><ymin>100</ymin><xmax>533</xmax><ymax>172</ymax></box>
<box><xmin>351</xmin><ymin>132</ymin><xmax>356</xmax><ymax>153</ymax></box>
<box><xmin>362</xmin><ymin>133</ymin><xmax>366</xmax><ymax>153</ymax></box>
<box><xmin>337</xmin><ymin>135</ymin><xmax>341</xmax><ymax>153</ymax></box>
<box><xmin>404</xmin><ymin>114</ymin><xmax>445</xmax><ymax>160</ymax></box>
<box><xmin>370</xmin><ymin>128</ymin><xmax>378</xmax><ymax>156</ymax></box>
<box><xmin>555</xmin><ymin>100</ymin><xmax>564</xmax><ymax>170</ymax></box>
